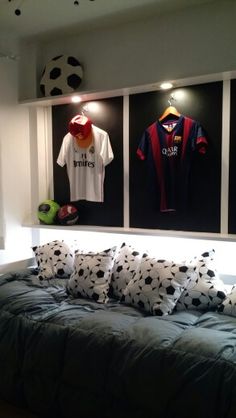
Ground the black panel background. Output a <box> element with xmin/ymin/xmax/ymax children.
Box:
<box><xmin>52</xmin><ymin>97</ymin><xmax>123</xmax><ymax>226</ymax></box>
<box><xmin>228</xmin><ymin>79</ymin><xmax>236</xmax><ymax>233</ymax></box>
<box><xmin>129</xmin><ymin>83</ymin><xmax>222</xmax><ymax>232</ymax></box>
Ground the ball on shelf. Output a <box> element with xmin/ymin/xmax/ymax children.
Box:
<box><xmin>40</xmin><ymin>54</ymin><xmax>83</xmax><ymax>97</ymax></box>
<box><xmin>38</xmin><ymin>200</ymin><xmax>60</xmax><ymax>225</ymax></box>
<box><xmin>57</xmin><ymin>204</ymin><xmax>79</xmax><ymax>226</ymax></box>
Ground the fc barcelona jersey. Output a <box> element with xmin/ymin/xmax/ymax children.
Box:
<box><xmin>137</xmin><ymin>115</ymin><xmax>207</xmax><ymax>212</ymax></box>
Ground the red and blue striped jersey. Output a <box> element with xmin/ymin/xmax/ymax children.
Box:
<box><xmin>137</xmin><ymin>115</ymin><xmax>207</xmax><ymax>212</ymax></box>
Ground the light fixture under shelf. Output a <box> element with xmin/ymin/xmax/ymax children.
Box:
<box><xmin>160</xmin><ymin>82</ymin><xmax>173</xmax><ymax>90</ymax></box>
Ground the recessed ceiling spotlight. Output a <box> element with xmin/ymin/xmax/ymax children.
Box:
<box><xmin>71</xmin><ymin>96</ymin><xmax>82</xmax><ymax>103</ymax></box>
<box><xmin>160</xmin><ymin>82</ymin><xmax>173</xmax><ymax>90</ymax></box>
<box><xmin>9</xmin><ymin>0</ymin><xmax>95</xmax><ymax>15</ymax></box>
<box><xmin>15</xmin><ymin>8</ymin><xmax>21</xmax><ymax>15</ymax></box>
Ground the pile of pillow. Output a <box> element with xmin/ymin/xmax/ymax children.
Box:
<box><xmin>33</xmin><ymin>240</ymin><xmax>233</xmax><ymax>317</ymax></box>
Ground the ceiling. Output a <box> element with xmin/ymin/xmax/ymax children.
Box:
<box><xmin>0</xmin><ymin>0</ymin><xmax>221</xmax><ymax>43</ymax></box>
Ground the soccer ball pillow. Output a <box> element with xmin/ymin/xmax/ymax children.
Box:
<box><xmin>111</xmin><ymin>242</ymin><xmax>142</xmax><ymax>299</ymax></box>
<box><xmin>32</xmin><ymin>240</ymin><xmax>74</xmax><ymax>280</ymax></box>
<box><xmin>122</xmin><ymin>254</ymin><xmax>196</xmax><ymax>316</ymax></box>
<box><xmin>40</xmin><ymin>55</ymin><xmax>83</xmax><ymax>97</ymax></box>
<box><xmin>176</xmin><ymin>250</ymin><xmax>227</xmax><ymax>311</ymax></box>
<box><xmin>218</xmin><ymin>286</ymin><xmax>236</xmax><ymax>317</ymax></box>
<box><xmin>67</xmin><ymin>247</ymin><xmax>116</xmax><ymax>303</ymax></box>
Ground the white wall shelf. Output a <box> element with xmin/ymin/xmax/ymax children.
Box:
<box><xmin>19</xmin><ymin>71</ymin><xmax>236</xmax><ymax>108</ymax></box>
<box><xmin>22</xmin><ymin>223</ymin><xmax>236</xmax><ymax>243</ymax></box>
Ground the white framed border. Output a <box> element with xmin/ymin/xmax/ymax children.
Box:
<box><xmin>24</xmin><ymin>70</ymin><xmax>236</xmax><ymax>241</ymax></box>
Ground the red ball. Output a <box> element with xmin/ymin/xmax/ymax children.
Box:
<box><xmin>57</xmin><ymin>205</ymin><xmax>79</xmax><ymax>225</ymax></box>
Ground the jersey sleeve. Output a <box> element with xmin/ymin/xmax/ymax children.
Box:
<box><xmin>100</xmin><ymin>132</ymin><xmax>114</xmax><ymax>166</ymax></box>
<box><xmin>137</xmin><ymin>131</ymin><xmax>149</xmax><ymax>160</ymax></box>
<box><xmin>195</xmin><ymin>123</ymin><xmax>208</xmax><ymax>154</ymax></box>
<box><xmin>57</xmin><ymin>135</ymin><xmax>68</xmax><ymax>167</ymax></box>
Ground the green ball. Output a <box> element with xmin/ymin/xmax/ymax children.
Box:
<box><xmin>38</xmin><ymin>200</ymin><xmax>60</xmax><ymax>225</ymax></box>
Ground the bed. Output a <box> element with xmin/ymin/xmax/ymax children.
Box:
<box><xmin>0</xmin><ymin>242</ymin><xmax>236</xmax><ymax>418</ymax></box>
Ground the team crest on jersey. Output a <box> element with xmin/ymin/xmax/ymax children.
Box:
<box><xmin>173</xmin><ymin>135</ymin><xmax>182</xmax><ymax>143</ymax></box>
<box><xmin>89</xmin><ymin>146</ymin><xmax>95</xmax><ymax>154</ymax></box>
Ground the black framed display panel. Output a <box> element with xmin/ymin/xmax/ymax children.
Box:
<box><xmin>129</xmin><ymin>82</ymin><xmax>222</xmax><ymax>232</ymax></box>
<box><xmin>228</xmin><ymin>79</ymin><xmax>236</xmax><ymax>234</ymax></box>
<box><xmin>52</xmin><ymin>96</ymin><xmax>124</xmax><ymax>227</ymax></box>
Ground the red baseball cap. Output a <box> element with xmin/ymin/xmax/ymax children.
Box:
<box><xmin>69</xmin><ymin>115</ymin><xmax>93</xmax><ymax>148</ymax></box>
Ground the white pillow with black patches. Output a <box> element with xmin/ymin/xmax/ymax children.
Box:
<box><xmin>67</xmin><ymin>247</ymin><xmax>116</xmax><ymax>303</ymax></box>
<box><xmin>218</xmin><ymin>285</ymin><xmax>236</xmax><ymax>317</ymax></box>
<box><xmin>111</xmin><ymin>243</ymin><xmax>142</xmax><ymax>299</ymax></box>
<box><xmin>189</xmin><ymin>250</ymin><xmax>219</xmax><ymax>280</ymax></box>
<box><xmin>80</xmin><ymin>246</ymin><xmax>117</xmax><ymax>259</ymax></box>
<box><xmin>121</xmin><ymin>254</ymin><xmax>196</xmax><ymax>316</ymax></box>
<box><xmin>32</xmin><ymin>240</ymin><xmax>74</xmax><ymax>280</ymax></box>
<box><xmin>176</xmin><ymin>250</ymin><xmax>227</xmax><ymax>311</ymax></box>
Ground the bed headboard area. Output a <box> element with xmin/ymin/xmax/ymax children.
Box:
<box><xmin>0</xmin><ymin>257</ymin><xmax>35</xmax><ymax>275</ymax></box>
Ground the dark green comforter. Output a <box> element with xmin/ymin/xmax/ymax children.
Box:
<box><xmin>0</xmin><ymin>269</ymin><xmax>236</xmax><ymax>418</ymax></box>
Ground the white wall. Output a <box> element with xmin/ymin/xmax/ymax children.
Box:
<box><xmin>2</xmin><ymin>0</ymin><xmax>236</xmax><ymax>272</ymax></box>
<box><xmin>19</xmin><ymin>0</ymin><xmax>236</xmax><ymax>100</ymax></box>
<box><xmin>0</xmin><ymin>58</ymin><xmax>32</xmax><ymax>263</ymax></box>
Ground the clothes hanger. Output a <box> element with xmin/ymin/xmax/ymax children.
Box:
<box><xmin>159</xmin><ymin>95</ymin><xmax>180</xmax><ymax>122</ymax></box>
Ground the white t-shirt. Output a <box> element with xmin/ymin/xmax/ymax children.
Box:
<box><xmin>57</xmin><ymin>125</ymin><xmax>114</xmax><ymax>202</ymax></box>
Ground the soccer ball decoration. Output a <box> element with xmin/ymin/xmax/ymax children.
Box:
<box><xmin>38</xmin><ymin>200</ymin><xmax>60</xmax><ymax>225</ymax></box>
<box><xmin>57</xmin><ymin>204</ymin><xmax>79</xmax><ymax>225</ymax></box>
<box><xmin>40</xmin><ymin>55</ymin><xmax>83</xmax><ymax>97</ymax></box>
